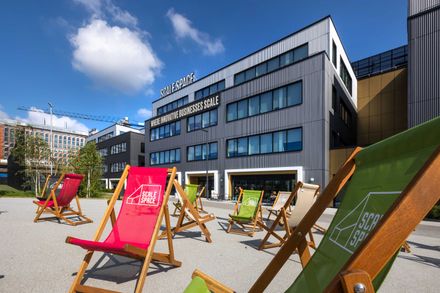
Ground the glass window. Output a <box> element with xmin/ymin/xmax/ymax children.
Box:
<box><xmin>202</xmin><ymin>87</ymin><xmax>210</xmax><ymax>98</ymax></box>
<box><xmin>267</xmin><ymin>57</ymin><xmax>279</xmax><ymax>72</ymax></box>
<box><xmin>210</xmin><ymin>109</ymin><xmax>217</xmax><ymax>126</ymax></box>
<box><xmin>209</xmin><ymin>142</ymin><xmax>218</xmax><ymax>159</ymax></box>
<box><xmin>237</xmin><ymin>99</ymin><xmax>248</xmax><ymax>119</ymax></box>
<box><xmin>217</xmin><ymin>80</ymin><xmax>225</xmax><ymax>91</ymax></box>
<box><xmin>293</xmin><ymin>43</ymin><xmax>308</xmax><ymax>62</ymax></box>
<box><xmin>188</xmin><ymin>116</ymin><xmax>194</xmax><ymax>131</ymax></box>
<box><xmin>245</xmin><ymin>67</ymin><xmax>256</xmax><ymax>81</ymax></box>
<box><xmin>248</xmin><ymin>95</ymin><xmax>260</xmax><ymax>116</ymax></box>
<box><xmin>260</xmin><ymin>133</ymin><xmax>272</xmax><ymax>154</ymax></box>
<box><xmin>195</xmin><ymin>114</ymin><xmax>202</xmax><ymax>129</ymax></box>
<box><xmin>188</xmin><ymin>146</ymin><xmax>194</xmax><ymax>161</ymax></box>
<box><xmin>195</xmin><ymin>90</ymin><xmax>203</xmax><ymax>100</ymax></box>
<box><xmin>227</xmin><ymin>140</ymin><xmax>236</xmax><ymax>157</ymax></box>
<box><xmin>227</xmin><ymin>103</ymin><xmax>237</xmax><ymax>121</ymax></box>
<box><xmin>164</xmin><ymin>124</ymin><xmax>170</xmax><ymax>137</ymax></box>
<box><xmin>255</xmin><ymin>63</ymin><xmax>267</xmax><ymax>77</ymax></box>
<box><xmin>273</xmin><ymin>131</ymin><xmax>286</xmax><ymax>152</ymax></box>
<box><xmin>164</xmin><ymin>150</ymin><xmax>170</xmax><ymax>163</ymax></box>
<box><xmin>332</xmin><ymin>40</ymin><xmax>337</xmax><ymax>67</ymax></box>
<box><xmin>260</xmin><ymin>92</ymin><xmax>272</xmax><ymax>113</ymax></box>
<box><xmin>234</xmin><ymin>72</ymin><xmax>245</xmax><ymax>85</ymax></box>
<box><xmin>287</xmin><ymin>82</ymin><xmax>302</xmax><ymax>106</ymax></box>
<box><xmin>237</xmin><ymin>137</ymin><xmax>248</xmax><ymax>156</ymax></box>
<box><xmin>280</xmin><ymin>51</ymin><xmax>293</xmax><ymax>66</ymax></box>
<box><xmin>176</xmin><ymin>149</ymin><xmax>180</xmax><ymax>162</ymax></box>
<box><xmin>195</xmin><ymin>145</ymin><xmax>202</xmax><ymax>160</ymax></box>
<box><xmin>287</xmin><ymin>128</ymin><xmax>302</xmax><ymax>151</ymax></box>
<box><xmin>273</xmin><ymin>87</ymin><xmax>286</xmax><ymax>110</ymax></box>
<box><xmin>248</xmin><ymin>135</ymin><xmax>260</xmax><ymax>155</ymax></box>
<box><xmin>170</xmin><ymin>149</ymin><xmax>175</xmax><ymax>162</ymax></box>
<box><xmin>202</xmin><ymin>112</ymin><xmax>210</xmax><ymax>128</ymax></box>
<box><xmin>209</xmin><ymin>83</ymin><xmax>218</xmax><ymax>94</ymax></box>
<box><xmin>202</xmin><ymin>144</ymin><xmax>207</xmax><ymax>160</ymax></box>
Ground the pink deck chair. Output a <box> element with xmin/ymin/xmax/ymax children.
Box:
<box><xmin>66</xmin><ymin>166</ymin><xmax>181</xmax><ymax>293</ymax></box>
<box><xmin>33</xmin><ymin>173</ymin><xmax>92</xmax><ymax>226</ymax></box>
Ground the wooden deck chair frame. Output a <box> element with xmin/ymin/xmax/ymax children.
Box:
<box><xmin>227</xmin><ymin>188</ymin><xmax>264</xmax><ymax>237</ymax></box>
<box><xmin>257</xmin><ymin>182</ymin><xmax>320</xmax><ymax>253</ymax></box>
<box><xmin>33</xmin><ymin>173</ymin><xmax>92</xmax><ymax>226</ymax></box>
<box><xmin>186</xmin><ymin>145</ymin><xmax>440</xmax><ymax>292</ymax></box>
<box><xmin>68</xmin><ymin>166</ymin><xmax>181</xmax><ymax>293</ymax></box>
<box><xmin>166</xmin><ymin>180</ymin><xmax>215</xmax><ymax>242</ymax></box>
<box><xmin>172</xmin><ymin>185</ymin><xmax>206</xmax><ymax>216</ymax></box>
<box><xmin>35</xmin><ymin>174</ymin><xmax>52</xmax><ymax>201</ymax></box>
<box><xmin>266</xmin><ymin>190</ymin><xmax>293</xmax><ymax>221</ymax></box>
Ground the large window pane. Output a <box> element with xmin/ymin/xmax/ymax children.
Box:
<box><xmin>287</xmin><ymin>128</ymin><xmax>302</xmax><ymax>151</ymax></box>
<box><xmin>227</xmin><ymin>103</ymin><xmax>238</xmax><ymax>121</ymax></box>
<box><xmin>245</xmin><ymin>67</ymin><xmax>256</xmax><ymax>81</ymax></box>
<box><xmin>260</xmin><ymin>92</ymin><xmax>272</xmax><ymax>113</ymax></box>
<box><xmin>164</xmin><ymin>124</ymin><xmax>170</xmax><ymax>137</ymax></box>
<box><xmin>248</xmin><ymin>95</ymin><xmax>260</xmax><ymax>116</ymax></box>
<box><xmin>256</xmin><ymin>63</ymin><xmax>267</xmax><ymax>77</ymax></box>
<box><xmin>195</xmin><ymin>145</ymin><xmax>202</xmax><ymax>160</ymax></box>
<box><xmin>273</xmin><ymin>87</ymin><xmax>286</xmax><ymax>110</ymax></box>
<box><xmin>287</xmin><ymin>82</ymin><xmax>302</xmax><ymax>106</ymax></box>
<box><xmin>260</xmin><ymin>133</ymin><xmax>272</xmax><ymax>154</ymax></box>
<box><xmin>280</xmin><ymin>51</ymin><xmax>293</xmax><ymax>66</ymax></box>
<box><xmin>188</xmin><ymin>146</ymin><xmax>194</xmax><ymax>161</ymax></box>
<box><xmin>202</xmin><ymin>144</ymin><xmax>207</xmax><ymax>160</ymax></box>
<box><xmin>202</xmin><ymin>87</ymin><xmax>210</xmax><ymax>98</ymax></box>
<box><xmin>202</xmin><ymin>111</ymin><xmax>210</xmax><ymax>128</ymax></box>
<box><xmin>237</xmin><ymin>99</ymin><xmax>248</xmax><ymax>119</ymax></box>
<box><xmin>217</xmin><ymin>80</ymin><xmax>225</xmax><ymax>91</ymax></box>
<box><xmin>176</xmin><ymin>149</ymin><xmax>181</xmax><ymax>162</ymax></box>
<box><xmin>195</xmin><ymin>90</ymin><xmax>203</xmax><ymax>100</ymax></box>
<box><xmin>164</xmin><ymin>151</ymin><xmax>170</xmax><ymax>163</ymax></box>
<box><xmin>176</xmin><ymin>121</ymin><xmax>181</xmax><ymax>134</ymax></box>
<box><xmin>273</xmin><ymin>131</ymin><xmax>286</xmax><ymax>152</ymax></box>
<box><xmin>209</xmin><ymin>142</ymin><xmax>218</xmax><ymax>159</ymax></box>
<box><xmin>237</xmin><ymin>137</ymin><xmax>248</xmax><ymax>156</ymax></box>
<box><xmin>209</xmin><ymin>83</ymin><xmax>218</xmax><ymax>94</ymax></box>
<box><xmin>170</xmin><ymin>149</ymin><xmax>175</xmax><ymax>162</ymax></box>
<box><xmin>188</xmin><ymin>116</ymin><xmax>194</xmax><ymax>131</ymax></box>
<box><xmin>227</xmin><ymin>140</ymin><xmax>236</xmax><ymax>157</ymax></box>
<box><xmin>210</xmin><ymin>109</ymin><xmax>218</xmax><ymax>126</ymax></box>
<box><xmin>248</xmin><ymin>135</ymin><xmax>260</xmax><ymax>155</ymax></box>
<box><xmin>267</xmin><ymin>57</ymin><xmax>279</xmax><ymax>72</ymax></box>
<box><xmin>293</xmin><ymin>43</ymin><xmax>308</xmax><ymax>62</ymax></box>
<box><xmin>194</xmin><ymin>114</ymin><xmax>202</xmax><ymax>129</ymax></box>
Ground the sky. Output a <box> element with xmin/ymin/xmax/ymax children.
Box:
<box><xmin>0</xmin><ymin>0</ymin><xmax>408</xmax><ymax>133</ymax></box>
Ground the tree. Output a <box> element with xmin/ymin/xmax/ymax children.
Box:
<box><xmin>10</xmin><ymin>127</ymin><xmax>51</xmax><ymax>194</ymax></box>
<box><xmin>70</xmin><ymin>141</ymin><xmax>103</xmax><ymax>198</ymax></box>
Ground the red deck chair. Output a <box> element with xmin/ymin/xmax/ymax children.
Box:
<box><xmin>33</xmin><ymin>173</ymin><xmax>92</xmax><ymax>226</ymax></box>
<box><xmin>66</xmin><ymin>166</ymin><xmax>181</xmax><ymax>293</ymax></box>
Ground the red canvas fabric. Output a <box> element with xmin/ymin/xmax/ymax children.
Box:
<box><xmin>67</xmin><ymin>167</ymin><xmax>168</xmax><ymax>256</ymax></box>
<box><xmin>56</xmin><ymin>174</ymin><xmax>83</xmax><ymax>206</ymax></box>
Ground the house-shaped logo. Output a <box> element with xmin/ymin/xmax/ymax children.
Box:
<box><xmin>329</xmin><ymin>191</ymin><xmax>400</xmax><ymax>254</ymax></box>
<box><xmin>244</xmin><ymin>198</ymin><xmax>258</xmax><ymax>207</ymax></box>
<box><xmin>126</xmin><ymin>184</ymin><xmax>162</xmax><ymax>207</ymax></box>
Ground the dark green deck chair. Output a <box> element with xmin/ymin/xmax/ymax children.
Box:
<box><xmin>227</xmin><ymin>189</ymin><xmax>264</xmax><ymax>237</ymax></box>
<box><xmin>184</xmin><ymin>116</ymin><xmax>440</xmax><ymax>293</ymax></box>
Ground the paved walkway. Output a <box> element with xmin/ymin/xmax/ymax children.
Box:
<box><xmin>0</xmin><ymin>197</ymin><xmax>438</xmax><ymax>292</ymax></box>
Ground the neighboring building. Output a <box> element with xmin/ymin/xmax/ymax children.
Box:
<box><xmin>91</xmin><ymin>124</ymin><xmax>145</xmax><ymax>189</ymax></box>
<box><xmin>86</xmin><ymin>123</ymin><xmax>143</xmax><ymax>143</ymax></box>
<box><xmin>0</xmin><ymin>119</ymin><xmax>88</xmax><ymax>182</ymax></box>
<box><xmin>145</xmin><ymin>16</ymin><xmax>357</xmax><ymax>201</ymax></box>
<box><xmin>352</xmin><ymin>45</ymin><xmax>408</xmax><ymax>146</ymax></box>
<box><xmin>408</xmin><ymin>0</ymin><xmax>440</xmax><ymax>127</ymax></box>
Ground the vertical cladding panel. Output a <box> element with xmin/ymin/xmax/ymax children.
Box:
<box><xmin>409</xmin><ymin>0</ymin><xmax>440</xmax><ymax>15</ymax></box>
<box><xmin>146</xmin><ymin>54</ymin><xmax>329</xmax><ymax>191</ymax></box>
<box><xmin>408</xmin><ymin>5</ymin><xmax>440</xmax><ymax>126</ymax></box>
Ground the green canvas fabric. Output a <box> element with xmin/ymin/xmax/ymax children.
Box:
<box><xmin>185</xmin><ymin>184</ymin><xmax>200</xmax><ymax>204</ymax></box>
<box><xmin>231</xmin><ymin>190</ymin><xmax>262</xmax><ymax>221</ymax></box>
<box><xmin>183</xmin><ymin>276</ymin><xmax>210</xmax><ymax>293</ymax></box>
<box><xmin>288</xmin><ymin>117</ymin><xmax>440</xmax><ymax>292</ymax></box>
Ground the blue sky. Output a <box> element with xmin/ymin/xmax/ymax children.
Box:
<box><xmin>0</xmin><ymin>0</ymin><xmax>408</xmax><ymax>132</ymax></box>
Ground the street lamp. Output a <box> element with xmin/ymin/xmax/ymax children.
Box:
<box><xmin>199</xmin><ymin>129</ymin><xmax>209</xmax><ymax>199</ymax></box>
<box><xmin>48</xmin><ymin>102</ymin><xmax>53</xmax><ymax>175</ymax></box>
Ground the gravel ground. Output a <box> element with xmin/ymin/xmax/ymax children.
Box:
<box><xmin>0</xmin><ymin>197</ymin><xmax>438</xmax><ymax>292</ymax></box>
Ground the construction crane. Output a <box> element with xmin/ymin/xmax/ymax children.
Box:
<box><xmin>18</xmin><ymin>106</ymin><xmax>145</xmax><ymax>128</ymax></box>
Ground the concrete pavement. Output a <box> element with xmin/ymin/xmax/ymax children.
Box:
<box><xmin>0</xmin><ymin>197</ymin><xmax>438</xmax><ymax>292</ymax></box>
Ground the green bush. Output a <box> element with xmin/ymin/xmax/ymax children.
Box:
<box><xmin>427</xmin><ymin>205</ymin><xmax>440</xmax><ymax>220</ymax></box>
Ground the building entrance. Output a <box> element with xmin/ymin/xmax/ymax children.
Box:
<box><xmin>231</xmin><ymin>173</ymin><xmax>296</xmax><ymax>203</ymax></box>
<box><xmin>188</xmin><ymin>175</ymin><xmax>214</xmax><ymax>198</ymax></box>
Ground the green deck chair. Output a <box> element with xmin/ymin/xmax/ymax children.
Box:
<box><xmin>227</xmin><ymin>189</ymin><xmax>264</xmax><ymax>237</ymax></box>
<box><xmin>173</xmin><ymin>184</ymin><xmax>205</xmax><ymax>215</ymax></box>
<box><xmin>184</xmin><ymin>116</ymin><xmax>440</xmax><ymax>293</ymax></box>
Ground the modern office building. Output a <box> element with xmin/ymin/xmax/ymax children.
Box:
<box><xmin>408</xmin><ymin>0</ymin><xmax>440</xmax><ymax>127</ymax></box>
<box><xmin>145</xmin><ymin>16</ymin><xmax>357</xmax><ymax>201</ymax></box>
<box><xmin>91</xmin><ymin>124</ymin><xmax>145</xmax><ymax>189</ymax></box>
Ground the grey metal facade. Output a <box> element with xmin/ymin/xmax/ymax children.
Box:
<box><xmin>408</xmin><ymin>0</ymin><xmax>440</xmax><ymax>127</ymax></box>
<box><xmin>146</xmin><ymin>17</ymin><xmax>357</xmax><ymax>200</ymax></box>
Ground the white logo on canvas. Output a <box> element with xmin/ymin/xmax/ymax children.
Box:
<box><xmin>126</xmin><ymin>184</ymin><xmax>162</xmax><ymax>207</ymax></box>
<box><xmin>329</xmin><ymin>191</ymin><xmax>400</xmax><ymax>254</ymax></box>
<box><xmin>244</xmin><ymin>198</ymin><xmax>258</xmax><ymax>207</ymax></box>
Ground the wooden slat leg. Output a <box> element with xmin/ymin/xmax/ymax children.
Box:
<box><xmin>69</xmin><ymin>251</ymin><xmax>94</xmax><ymax>293</ymax></box>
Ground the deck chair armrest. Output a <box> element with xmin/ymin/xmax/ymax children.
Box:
<box><xmin>192</xmin><ymin>270</ymin><xmax>235</xmax><ymax>293</ymax></box>
<box><xmin>339</xmin><ymin>269</ymin><xmax>375</xmax><ymax>293</ymax></box>
<box><xmin>107</xmin><ymin>199</ymin><xmax>116</xmax><ymax>227</ymax></box>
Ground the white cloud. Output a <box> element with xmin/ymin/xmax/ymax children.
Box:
<box><xmin>73</xmin><ymin>0</ymin><xmax>137</xmax><ymax>26</ymax></box>
<box><xmin>137</xmin><ymin>108</ymin><xmax>152</xmax><ymax>119</ymax></box>
<box><xmin>166</xmin><ymin>8</ymin><xmax>224</xmax><ymax>56</ymax></box>
<box><xmin>70</xmin><ymin>19</ymin><xmax>161</xmax><ymax>94</ymax></box>
<box><xmin>16</xmin><ymin>107</ymin><xmax>89</xmax><ymax>133</ymax></box>
<box><xmin>0</xmin><ymin>104</ymin><xmax>9</xmax><ymax>120</ymax></box>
